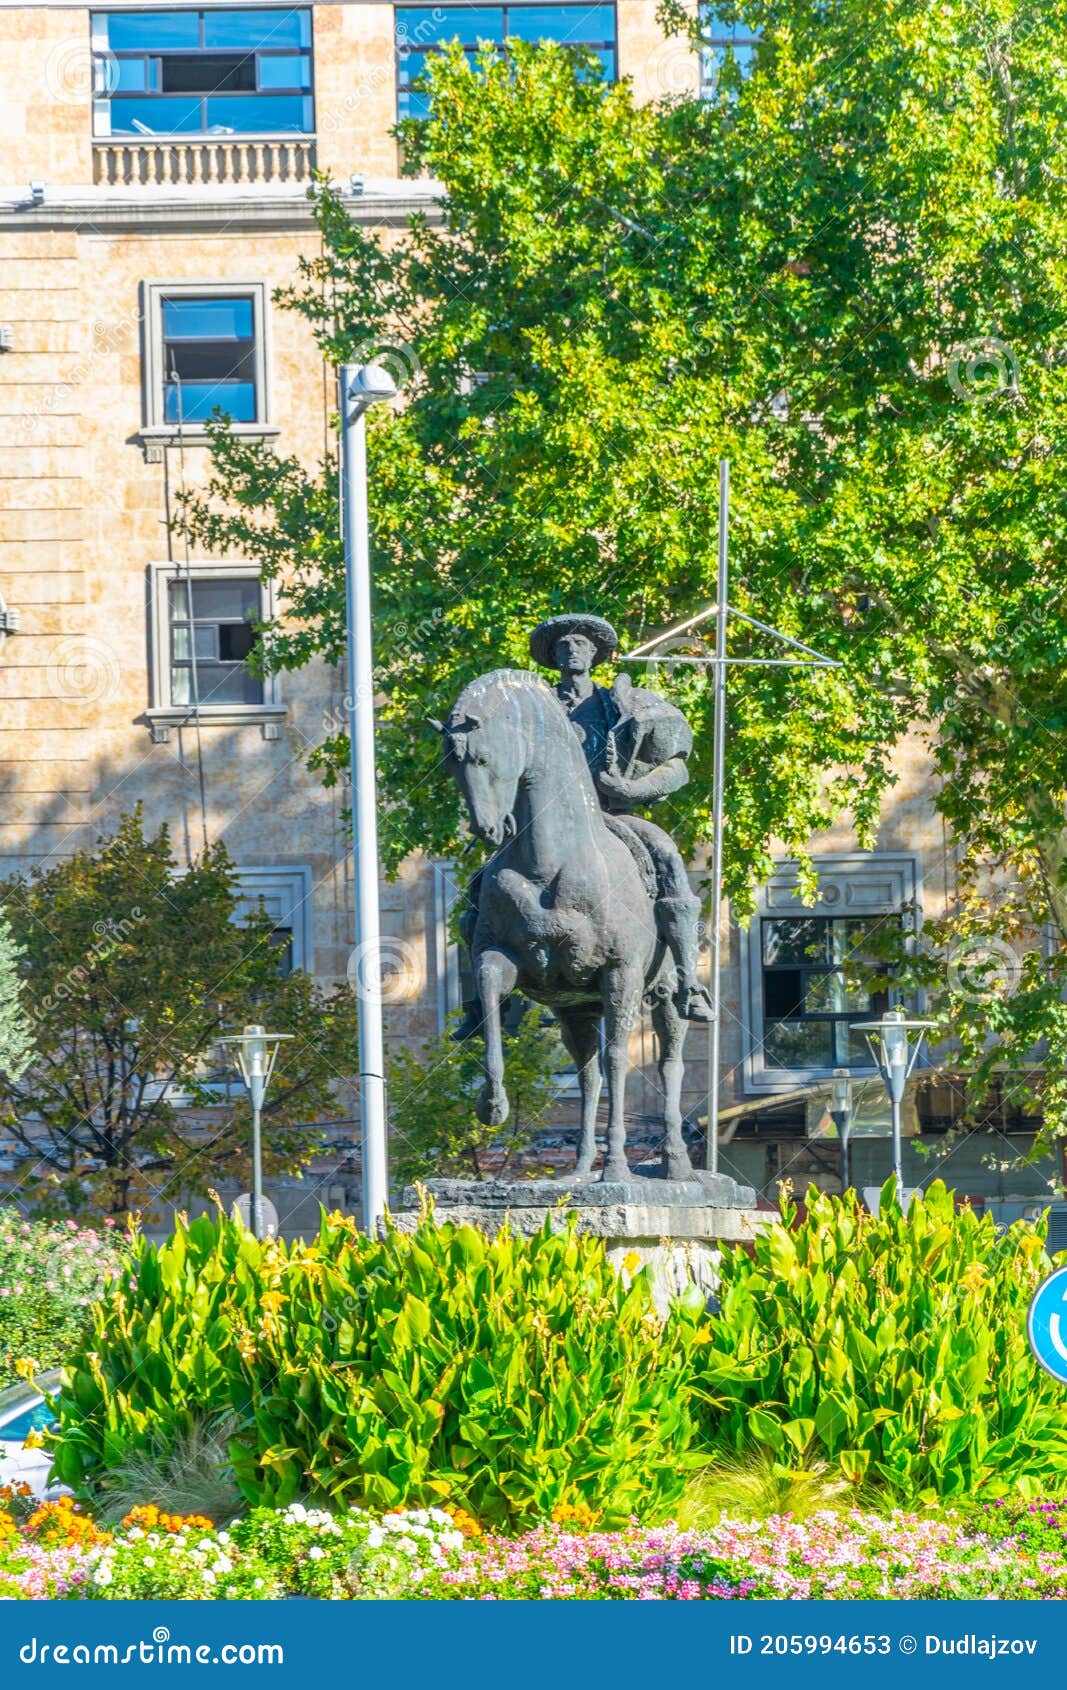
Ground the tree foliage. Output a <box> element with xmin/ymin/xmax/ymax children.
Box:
<box><xmin>0</xmin><ymin>903</ymin><xmax>33</xmax><ymax>1082</ymax></box>
<box><xmin>183</xmin><ymin>3</ymin><xmax>1067</xmax><ymax>1136</ymax></box>
<box><xmin>0</xmin><ymin>812</ymin><xmax>359</xmax><ymax>1217</ymax></box>
<box><xmin>387</xmin><ymin>1010</ymin><xmax>568</xmax><ymax>1185</ymax></box>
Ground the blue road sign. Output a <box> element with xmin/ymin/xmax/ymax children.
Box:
<box><xmin>1027</xmin><ymin>1264</ymin><xmax>1067</xmax><ymax>1384</ymax></box>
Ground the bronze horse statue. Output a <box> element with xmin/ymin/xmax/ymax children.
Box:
<box><xmin>437</xmin><ymin>668</ymin><xmax>694</xmax><ymax>1183</ymax></box>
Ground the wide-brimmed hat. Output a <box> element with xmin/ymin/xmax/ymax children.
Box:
<box><xmin>529</xmin><ymin>613</ymin><xmax>619</xmax><ymax>670</ymax></box>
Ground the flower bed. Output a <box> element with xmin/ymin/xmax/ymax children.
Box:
<box><xmin>0</xmin><ymin>1213</ymin><xmax>125</xmax><ymax>1388</ymax></box>
<box><xmin>1</xmin><ymin>1494</ymin><xmax>1066</xmax><ymax>1601</ymax></box>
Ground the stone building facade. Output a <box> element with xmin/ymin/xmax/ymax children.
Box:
<box><xmin>0</xmin><ymin>2</ymin><xmax>1056</xmax><ymax>1231</ymax></box>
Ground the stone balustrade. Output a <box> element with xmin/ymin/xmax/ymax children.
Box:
<box><xmin>92</xmin><ymin>137</ymin><xmax>317</xmax><ymax>188</ymax></box>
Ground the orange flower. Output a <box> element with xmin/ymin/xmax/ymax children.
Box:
<box><xmin>25</xmin><ymin>1496</ymin><xmax>111</xmax><ymax>1549</ymax></box>
<box><xmin>121</xmin><ymin>1504</ymin><xmax>213</xmax><ymax>1534</ymax></box>
<box><xmin>550</xmin><ymin>1500</ymin><xmax>599</xmax><ymax>1532</ymax></box>
<box><xmin>443</xmin><ymin>1505</ymin><xmax>483</xmax><ymax>1540</ymax></box>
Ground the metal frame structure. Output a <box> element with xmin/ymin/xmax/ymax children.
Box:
<box><xmin>618</xmin><ymin>459</ymin><xmax>840</xmax><ymax>1173</ymax></box>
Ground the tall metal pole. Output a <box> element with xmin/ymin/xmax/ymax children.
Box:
<box><xmin>339</xmin><ymin>365</ymin><xmax>393</xmax><ymax>1236</ymax></box>
<box><xmin>250</xmin><ymin>1090</ymin><xmax>264</xmax><ymax>1242</ymax></box>
<box><xmin>890</xmin><ymin>1096</ymin><xmax>903</xmax><ymax>1204</ymax></box>
<box><xmin>706</xmin><ymin>459</ymin><xmax>730</xmax><ymax>1173</ymax></box>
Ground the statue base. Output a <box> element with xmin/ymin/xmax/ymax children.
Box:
<box><xmin>393</xmin><ymin>1166</ymin><xmax>770</xmax><ymax>1312</ymax></box>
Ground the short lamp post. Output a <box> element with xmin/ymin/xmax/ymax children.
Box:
<box><xmin>852</xmin><ymin>1008</ymin><xmax>934</xmax><ymax>1204</ymax></box>
<box><xmin>828</xmin><ymin>1067</ymin><xmax>853</xmax><ymax>1195</ymax></box>
<box><xmin>218</xmin><ymin>1024</ymin><xmax>293</xmax><ymax>1240</ymax></box>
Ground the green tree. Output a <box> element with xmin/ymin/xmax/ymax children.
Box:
<box><xmin>387</xmin><ymin>1008</ymin><xmax>567</xmax><ymax>1185</ymax></box>
<box><xmin>183</xmin><ymin>5</ymin><xmax>1067</xmax><ymax>1138</ymax></box>
<box><xmin>0</xmin><ymin>903</ymin><xmax>33</xmax><ymax>1081</ymax></box>
<box><xmin>0</xmin><ymin>812</ymin><xmax>359</xmax><ymax>1218</ymax></box>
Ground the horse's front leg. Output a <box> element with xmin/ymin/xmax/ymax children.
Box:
<box><xmin>475</xmin><ymin>948</ymin><xmax>519</xmax><ymax>1128</ymax></box>
<box><xmin>600</xmin><ymin>966</ymin><xmax>644</xmax><ymax>1182</ymax></box>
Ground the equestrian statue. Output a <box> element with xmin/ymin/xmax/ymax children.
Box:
<box><xmin>435</xmin><ymin>613</ymin><xmax>712</xmax><ymax>1183</ymax></box>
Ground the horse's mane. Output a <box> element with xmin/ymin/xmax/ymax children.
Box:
<box><xmin>447</xmin><ymin>668</ymin><xmax>595</xmax><ymax>788</ymax></box>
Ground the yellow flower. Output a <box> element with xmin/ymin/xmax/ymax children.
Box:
<box><xmin>959</xmin><ymin>1262</ymin><xmax>989</xmax><ymax>1295</ymax></box>
<box><xmin>620</xmin><ymin>1250</ymin><xmax>643</xmax><ymax>1276</ymax></box>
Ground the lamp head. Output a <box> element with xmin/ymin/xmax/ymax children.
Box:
<box><xmin>831</xmin><ymin>1066</ymin><xmax>852</xmax><ymax>1114</ymax></box>
<box><xmin>343</xmin><ymin>363</ymin><xmax>398</xmax><ymax>415</ymax></box>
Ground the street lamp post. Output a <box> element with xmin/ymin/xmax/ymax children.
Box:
<box><xmin>218</xmin><ymin>1023</ymin><xmax>293</xmax><ymax>1240</ymax></box>
<box><xmin>829</xmin><ymin>1066</ymin><xmax>853</xmax><ymax>1195</ymax></box>
<box><xmin>339</xmin><ymin>362</ymin><xmax>398</xmax><ymax>1237</ymax></box>
<box><xmin>852</xmin><ymin>1008</ymin><xmax>935</xmax><ymax>1204</ymax></box>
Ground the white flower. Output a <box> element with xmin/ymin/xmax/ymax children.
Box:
<box><xmin>196</xmin><ymin>1538</ymin><xmax>215</xmax><ymax>1552</ymax></box>
<box><xmin>286</xmin><ymin>1503</ymin><xmax>308</xmax><ymax>1523</ymax></box>
<box><xmin>214</xmin><ymin>1555</ymin><xmax>233</xmax><ymax>1574</ymax></box>
<box><xmin>202</xmin><ymin>1568</ymin><xmax>216</xmax><ymax>1584</ymax></box>
<box><xmin>366</xmin><ymin>1529</ymin><xmax>384</xmax><ymax>1549</ymax></box>
<box><xmin>441</xmin><ymin>1531</ymin><xmax>464</xmax><ymax>1552</ymax></box>
<box><xmin>307</xmin><ymin>1546</ymin><xmax>325</xmax><ymax>1562</ymax></box>
<box><xmin>93</xmin><ymin>1567</ymin><xmax>112</xmax><ymax>1587</ymax></box>
<box><xmin>216</xmin><ymin>1532</ymin><xmax>231</xmax><ymax>1546</ymax></box>
<box><xmin>143</xmin><ymin>1557</ymin><xmax>156</xmax><ymax>1569</ymax></box>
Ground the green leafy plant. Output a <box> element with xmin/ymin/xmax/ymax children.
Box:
<box><xmin>697</xmin><ymin>1180</ymin><xmax>1067</xmax><ymax>1502</ymax></box>
<box><xmin>0</xmin><ymin>1212</ymin><xmax>126</xmax><ymax>1389</ymax></box>
<box><xmin>53</xmin><ymin>1209</ymin><xmax>703</xmax><ymax>1529</ymax></box>
<box><xmin>387</xmin><ymin>1008</ymin><xmax>568</xmax><ymax>1184</ymax></box>
<box><xmin>49</xmin><ymin>1214</ymin><xmax>265</xmax><ymax>1494</ymax></box>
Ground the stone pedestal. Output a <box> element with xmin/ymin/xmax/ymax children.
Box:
<box><xmin>393</xmin><ymin>1167</ymin><xmax>771</xmax><ymax>1312</ymax></box>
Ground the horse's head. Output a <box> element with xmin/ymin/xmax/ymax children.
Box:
<box><xmin>433</xmin><ymin>672</ymin><xmax>543</xmax><ymax>848</ymax></box>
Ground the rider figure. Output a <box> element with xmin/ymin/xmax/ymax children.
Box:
<box><xmin>452</xmin><ymin>613</ymin><xmax>714</xmax><ymax>1037</ymax></box>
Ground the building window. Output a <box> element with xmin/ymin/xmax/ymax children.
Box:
<box><xmin>233</xmin><ymin>866</ymin><xmax>314</xmax><ymax>974</ymax></box>
<box><xmin>395</xmin><ymin>5</ymin><xmax>617</xmax><ymax>121</ymax></box>
<box><xmin>169</xmin><ymin>576</ymin><xmax>262</xmax><ymax>708</ymax></box>
<box><xmin>742</xmin><ymin>854</ymin><xmax>920</xmax><ymax>1093</ymax></box>
<box><xmin>141</xmin><ymin>281</ymin><xmax>273</xmax><ymax>443</ymax></box>
<box><xmin>91</xmin><ymin>9</ymin><xmax>314</xmax><ymax>137</ymax></box>
<box><xmin>147</xmin><ymin>563</ymin><xmax>284</xmax><ymax>739</ymax></box>
<box><xmin>761</xmin><ymin>915</ymin><xmax>889</xmax><ymax>1070</ymax></box>
<box><xmin>699</xmin><ymin>5</ymin><xmax>759</xmax><ymax>97</ymax></box>
<box><xmin>163</xmin><ymin>296</ymin><xmax>257</xmax><ymax>425</ymax></box>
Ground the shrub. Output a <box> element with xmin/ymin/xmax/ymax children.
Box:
<box><xmin>696</xmin><ymin>1179</ymin><xmax>1067</xmax><ymax>1501</ymax></box>
<box><xmin>49</xmin><ymin>1216</ymin><xmax>262</xmax><ymax>1494</ymax></box>
<box><xmin>54</xmin><ymin>1209</ymin><xmax>703</xmax><ymax>1529</ymax></box>
<box><xmin>387</xmin><ymin>1007</ymin><xmax>566</xmax><ymax>1185</ymax></box>
<box><xmin>0</xmin><ymin>1211</ymin><xmax>125</xmax><ymax>1387</ymax></box>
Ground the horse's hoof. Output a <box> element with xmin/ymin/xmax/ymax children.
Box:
<box><xmin>476</xmin><ymin>1085</ymin><xmax>509</xmax><ymax>1127</ymax></box>
<box><xmin>600</xmin><ymin>1161</ymin><xmax>630</xmax><ymax>1183</ymax></box>
<box><xmin>568</xmin><ymin>1162</ymin><xmax>596</xmax><ymax>1184</ymax></box>
<box><xmin>663</xmin><ymin>1152</ymin><xmax>694</xmax><ymax>1181</ymax></box>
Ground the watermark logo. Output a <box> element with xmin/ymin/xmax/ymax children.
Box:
<box><xmin>947</xmin><ymin>336</ymin><xmax>1020</xmax><ymax>403</ymax></box>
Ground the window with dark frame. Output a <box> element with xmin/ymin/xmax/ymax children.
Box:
<box><xmin>91</xmin><ymin>9</ymin><xmax>314</xmax><ymax>137</ymax></box>
<box><xmin>394</xmin><ymin>5</ymin><xmax>617</xmax><ymax>121</ymax></box>
<box><xmin>761</xmin><ymin>914</ymin><xmax>893</xmax><ymax>1071</ymax></box>
<box><xmin>167</xmin><ymin>578</ymin><xmax>263</xmax><ymax>709</ymax></box>
<box><xmin>161</xmin><ymin>295</ymin><xmax>257</xmax><ymax>425</ymax></box>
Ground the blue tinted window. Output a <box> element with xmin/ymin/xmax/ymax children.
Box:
<box><xmin>259</xmin><ymin>53</ymin><xmax>311</xmax><ymax>89</ymax></box>
<box><xmin>110</xmin><ymin>96</ymin><xmax>201</xmax><ymax>135</ymax></box>
<box><xmin>105</xmin><ymin>11</ymin><xmax>200</xmax><ymax>49</ymax></box>
<box><xmin>506</xmin><ymin>5</ymin><xmax>614</xmax><ymax>42</ymax></box>
<box><xmin>395</xmin><ymin>3</ymin><xmax>617</xmax><ymax>120</ymax></box>
<box><xmin>112</xmin><ymin>57</ymin><xmax>150</xmax><ymax>92</ymax></box>
<box><xmin>94</xmin><ymin>10</ymin><xmax>314</xmax><ymax>135</ymax></box>
<box><xmin>203</xmin><ymin>8</ymin><xmax>311</xmax><ymax>49</ymax></box>
<box><xmin>163</xmin><ymin>298</ymin><xmax>254</xmax><ymax>340</ymax></box>
<box><xmin>165</xmin><ymin>381</ymin><xmax>256</xmax><ymax>423</ymax></box>
<box><xmin>206</xmin><ymin>93</ymin><xmax>311</xmax><ymax>132</ymax></box>
<box><xmin>396</xmin><ymin>8</ymin><xmax>504</xmax><ymax>46</ymax></box>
